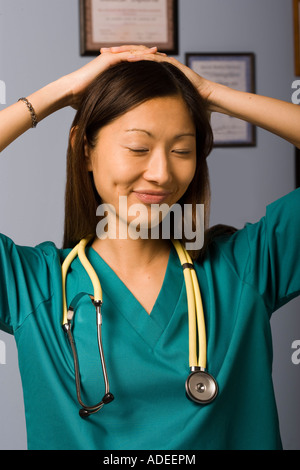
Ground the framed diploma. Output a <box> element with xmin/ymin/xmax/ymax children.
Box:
<box><xmin>80</xmin><ymin>0</ymin><xmax>178</xmax><ymax>56</ymax></box>
<box><xmin>186</xmin><ymin>53</ymin><xmax>256</xmax><ymax>147</ymax></box>
<box><xmin>294</xmin><ymin>0</ymin><xmax>300</xmax><ymax>76</ymax></box>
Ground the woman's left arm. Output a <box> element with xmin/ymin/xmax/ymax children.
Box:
<box><xmin>204</xmin><ymin>82</ymin><xmax>300</xmax><ymax>149</ymax></box>
<box><xmin>125</xmin><ymin>50</ymin><xmax>300</xmax><ymax>149</ymax></box>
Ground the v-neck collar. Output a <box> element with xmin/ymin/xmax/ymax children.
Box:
<box><xmin>87</xmin><ymin>245</ymin><xmax>185</xmax><ymax>348</ymax></box>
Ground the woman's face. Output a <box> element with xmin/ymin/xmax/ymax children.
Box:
<box><xmin>86</xmin><ymin>95</ymin><xmax>197</xmax><ymax>235</ymax></box>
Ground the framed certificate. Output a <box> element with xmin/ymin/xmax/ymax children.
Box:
<box><xmin>186</xmin><ymin>53</ymin><xmax>256</xmax><ymax>147</ymax></box>
<box><xmin>80</xmin><ymin>0</ymin><xmax>178</xmax><ymax>56</ymax></box>
<box><xmin>294</xmin><ymin>0</ymin><xmax>300</xmax><ymax>76</ymax></box>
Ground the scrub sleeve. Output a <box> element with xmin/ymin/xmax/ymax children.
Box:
<box><xmin>211</xmin><ymin>187</ymin><xmax>300</xmax><ymax>316</ymax></box>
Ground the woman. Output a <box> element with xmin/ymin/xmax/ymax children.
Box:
<box><xmin>0</xmin><ymin>46</ymin><xmax>299</xmax><ymax>450</ymax></box>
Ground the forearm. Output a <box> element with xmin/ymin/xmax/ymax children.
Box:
<box><xmin>0</xmin><ymin>76</ymin><xmax>72</xmax><ymax>153</ymax></box>
<box><xmin>208</xmin><ymin>82</ymin><xmax>300</xmax><ymax>148</ymax></box>
<box><xmin>0</xmin><ymin>47</ymin><xmax>156</xmax><ymax>154</ymax></box>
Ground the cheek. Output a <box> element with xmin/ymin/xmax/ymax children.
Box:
<box><xmin>91</xmin><ymin>156</ymin><xmax>139</xmax><ymax>198</ymax></box>
<box><xmin>177</xmin><ymin>159</ymin><xmax>197</xmax><ymax>191</ymax></box>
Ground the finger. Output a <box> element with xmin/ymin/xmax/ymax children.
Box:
<box><xmin>127</xmin><ymin>52</ymin><xmax>170</xmax><ymax>62</ymax></box>
<box><xmin>101</xmin><ymin>45</ymin><xmax>157</xmax><ymax>54</ymax></box>
<box><xmin>112</xmin><ymin>45</ymin><xmax>156</xmax><ymax>53</ymax></box>
<box><xmin>155</xmin><ymin>52</ymin><xmax>167</xmax><ymax>57</ymax></box>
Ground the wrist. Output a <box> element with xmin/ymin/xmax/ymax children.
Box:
<box><xmin>200</xmin><ymin>81</ymin><xmax>230</xmax><ymax>113</ymax></box>
<box><xmin>26</xmin><ymin>76</ymin><xmax>73</xmax><ymax>123</ymax></box>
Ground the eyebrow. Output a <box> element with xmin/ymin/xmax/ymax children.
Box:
<box><xmin>125</xmin><ymin>128</ymin><xmax>196</xmax><ymax>139</ymax></box>
<box><xmin>125</xmin><ymin>128</ymin><xmax>153</xmax><ymax>137</ymax></box>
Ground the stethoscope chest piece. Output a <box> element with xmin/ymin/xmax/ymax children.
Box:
<box><xmin>185</xmin><ymin>369</ymin><xmax>218</xmax><ymax>405</ymax></box>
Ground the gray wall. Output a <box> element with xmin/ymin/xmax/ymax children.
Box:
<box><xmin>0</xmin><ymin>0</ymin><xmax>299</xmax><ymax>450</ymax></box>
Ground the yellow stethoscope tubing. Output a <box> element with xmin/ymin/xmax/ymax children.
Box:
<box><xmin>172</xmin><ymin>240</ymin><xmax>207</xmax><ymax>370</ymax></box>
<box><xmin>62</xmin><ymin>238</ymin><xmax>207</xmax><ymax>370</ymax></box>
<box><xmin>62</xmin><ymin>237</ymin><xmax>102</xmax><ymax>325</ymax></box>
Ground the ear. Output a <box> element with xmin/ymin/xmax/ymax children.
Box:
<box><xmin>70</xmin><ymin>126</ymin><xmax>93</xmax><ymax>171</ymax></box>
<box><xmin>83</xmin><ymin>135</ymin><xmax>93</xmax><ymax>172</ymax></box>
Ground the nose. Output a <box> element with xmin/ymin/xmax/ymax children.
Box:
<box><xmin>143</xmin><ymin>148</ymin><xmax>172</xmax><ymax>186</ymax></box>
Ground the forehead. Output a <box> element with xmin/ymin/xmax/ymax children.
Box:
<box><xmin>98</xmin><ymin>96</ymin><xmax>196</xmax><ymax>138</ymax></box>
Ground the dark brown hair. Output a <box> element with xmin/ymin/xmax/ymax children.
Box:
<box><xmin>63</xmin><ymin>60</ymin><xmax>215</xmax><ymax>259</ymax></box>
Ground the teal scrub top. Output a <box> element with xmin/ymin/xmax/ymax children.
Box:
<box><xmin>0</xmin><ymin>188</ymin><xmax>299</xmax><ymax>450</ymax></box>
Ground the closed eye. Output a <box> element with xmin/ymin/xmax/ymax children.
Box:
<box><xmin>127</xmin><ymin>147</ymin><xmax>149</xmax><ymax>154</ymax></box>
<box><xmin>172</xmin><ymin>149</ymin><xmax>193</xmax><ymax>155</ymax></box>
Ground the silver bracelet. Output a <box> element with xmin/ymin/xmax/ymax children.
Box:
<box><xmin>18</xmin><ymin>97</ymin><xmax>38</xmax><ymax>128</ymax></box>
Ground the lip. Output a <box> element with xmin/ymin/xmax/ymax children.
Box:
<box><xmin>133</xmin><ymin>190</ymin><xmax>172</xmax><ymax>204</ymax></box>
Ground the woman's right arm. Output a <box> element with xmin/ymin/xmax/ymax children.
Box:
<box><xmin>0</xmin><ymin>78</ymin><xmax>70</xmax><ymax>153</ymax></box>
<box><xmin>0</xmin><ymin>46</ymin><xmax>158</xmax><ymax>153</ymax></box>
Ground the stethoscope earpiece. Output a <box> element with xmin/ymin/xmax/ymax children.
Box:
<box><xmin>79</xmin><ymin>409</ymin><xmax>90</xmax><ymax>419</ymax></box>
<box><xmin>79</xmin><ymin>393</ymin><xmax>115</xmax><ymax>419</ymax></box>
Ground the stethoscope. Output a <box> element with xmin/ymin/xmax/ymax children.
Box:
<box><xmin>61</xmin><ymin>237</ymin><xmax>218</xmax><ymax>418</ymax></box>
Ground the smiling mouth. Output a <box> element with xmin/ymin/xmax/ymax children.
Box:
<box><xmin>133</xmin><ymin>190</ymin><xmax>172</xmax><ymax>204</ymax></box>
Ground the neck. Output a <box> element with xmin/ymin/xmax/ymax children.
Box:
<box><xmin>92</xmin><ymin>236</ymin><xmax>171</xmax><ymax>276</ymax></box>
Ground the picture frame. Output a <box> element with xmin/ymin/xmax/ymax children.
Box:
<box><xmin>294</xmin><ymin>0</ymin><xmax>300</xmax><ymax>76</ymax></box>
<box><xmin>186</xmin><ymin>53</ymin><xmax>256</xmax><ymax>147</ymax></box>
<box><xmin>80</xmin><ymin>0</ymin><xmax>178</xmax><ymax>56</ymax></box>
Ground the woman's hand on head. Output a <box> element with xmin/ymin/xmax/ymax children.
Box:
<box><xmin>62</xmin><ymin>45</ymin><xmax>219</xmax><ymax>112</ymax></box>
<box><xmin>126</xmin><ymin>49</ymin><xmax>218</xmax><ymax>111</ymax></box>
<box><xmin>63</xmin><ymin>45</ymin><xmax>158</xmax><ymax>109</ymax></box>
